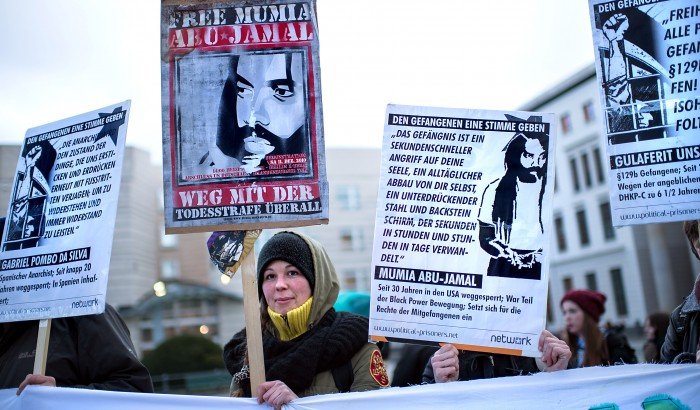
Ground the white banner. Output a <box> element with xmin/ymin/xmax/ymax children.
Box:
<box><xmin>1</xmin><ymin>365</ymin><xmax>698</xmax><ymax>409</ymax></box>
<box><xmin>369</xmin><ymin>105</ymin><xmax>556</xmax><ymax>357</ymax></box>
<box><xmin>0</xmin><ymin>101</ymin><xmax>130</xmax><ymax>322</ymax></box>
<box><xmin>589</xmin><ymin>0</ymin><xmax>700</xmax><ymax>226</ymax></box>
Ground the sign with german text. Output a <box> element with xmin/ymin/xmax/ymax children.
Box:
<box><xmin>161</xmin><ymin>0</ymin><xmax>329</xmax><ymax>233</ymax></box>
<box><xmin>369</xmin><ymin>104</ymin><xmax>556</xmax><ymax>357</ymax></box>
<box><xmin>589</xmin><ymin>0</ymin><xmax>700</xmax><ymax>226</ymax></box>
<box><xmin>0</xmin><ymin>101</ymin><xmax>130</xmax><ymax>322</ymax></box>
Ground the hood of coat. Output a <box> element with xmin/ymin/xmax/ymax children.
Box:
<box><xmin>260</xmin><ymin>231</ymin><xmax>339</xmax><ymax>329</ymax></box>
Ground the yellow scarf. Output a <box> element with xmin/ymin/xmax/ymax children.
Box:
<box><xmin>267</xmin><ymin>297</ymin><xmax>313</xmax><ymax>341</ymax></box>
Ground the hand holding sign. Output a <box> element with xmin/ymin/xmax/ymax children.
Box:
<box><xmin>430</xmin><ymin>344</ymin><xmax>459</xmax><ymax>383</ymax></box>
<box><xmin>538</xmin><ymin>330</ymin><xmax>571</xmax><ymax>372</ymax></box>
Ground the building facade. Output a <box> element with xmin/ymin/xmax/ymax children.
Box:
<box><xmin>119</xmin><ymin>279</ymin><xmax>244</xmax><ymax>356</ymax></box>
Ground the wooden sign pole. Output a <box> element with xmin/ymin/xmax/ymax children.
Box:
<box><xmin>239</xmin><ymin>248</ymin><xmax>266</xmax><ymax>397</ymax></box>
<box><xmin>33</xmin><ymin>319</ymin><xmax>51</xmax><ymax>375</ymax></box>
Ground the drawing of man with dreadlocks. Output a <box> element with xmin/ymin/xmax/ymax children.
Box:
<box><xmin>477</xmin><ymin>115</ymin><xmax>548</xmax><ymax>280</ymax></box>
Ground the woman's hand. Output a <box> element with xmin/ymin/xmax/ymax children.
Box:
<box><xmin>257</xmin><ymin>380</ymin><xmax>298</xmax><ymax>410</ymax></box>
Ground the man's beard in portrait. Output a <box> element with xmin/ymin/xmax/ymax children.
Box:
<box><xmin>516</xmin><ymin>166</ymin><xmax>545</xmax><ymax>183</ymax></box>
<box><xmin>216</xmin><ymin>122</ymin><xmax>305</xmax><ymax>161</ymax></box>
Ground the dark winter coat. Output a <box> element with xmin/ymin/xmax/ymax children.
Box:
<box><xmin>0</xmin><ymin>304</ymin><xmax>153</xmax><ymax>392</ymax></box>
<box><xmin>421</xmin><ymin>351</ymin><xmax>540</xmax><ymax>383</ymax></box>
<box><xmin>392</xmin><ymin>344</ymin><xmax>438</xmax><ymax>387</ymax></box>
<box><xmin>661</xmin><ymin>276</ymin><xmax>700</xmax><ymax>364</ymax></box>
<box><xmin>603</xmin><ymin>329</ymin><xmax>638</xmax><ymax>365</ymax></box>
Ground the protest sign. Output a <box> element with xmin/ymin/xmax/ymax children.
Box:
<box><xmin>161</xmin><ymin>0</ymin><xmax>329</xmax><ymax>234</ymax></box>
<box><xmin>0</xmin><ymin>101</ymin><xmax>130</xmax><ymax>322</ymax></box>
<box><xmin>589</xmin><ymin>0</ymin><xmax>700</xmax><ymax>226</ymax></box>
<box><xmin>369</xmin><ymin>105</ymin><xmax>555</xmax><ymax>357</ymax></box>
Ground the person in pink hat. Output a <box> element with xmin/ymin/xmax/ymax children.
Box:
<box><xmin>560</xmin><ymin>289</ymin><xmax>637</xmax><ymax>367</ymax></box>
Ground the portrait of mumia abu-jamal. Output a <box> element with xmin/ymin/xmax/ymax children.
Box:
<box><xmin>196</xmin><ymin>50</ymin><xmax>311</xmax><ymax>176</ymax></box>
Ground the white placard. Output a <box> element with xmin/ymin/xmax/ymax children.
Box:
<box><xmin>369</xmin><ymin>104</ymin><xmax>556</xmax><ymax>357</ymax></box>
<box><xmin>589</xmin><ymin>0</ymin><xmax>700</xmax><ymax>226</ymax></box>
<box><xmin>160</xmin><ymin>1</ymin><xmax>329</xmax><ymax>234</ymax></box>
<box><xmin>0</xmin><ymin>101</ymin><xmax>130</xmax><ymax>322</ymax></box>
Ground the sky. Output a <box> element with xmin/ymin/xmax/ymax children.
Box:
<box><xmin>0</xmin><ymin>0</ymin><xmax>595</xmax><ymax>164</ymax></box>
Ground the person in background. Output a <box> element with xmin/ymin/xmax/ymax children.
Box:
<box><xmin>560</xmin><ymin>289</ymin><xmax>637</xmax><ymax>367</ymax></box>
<box><xmin>661</xmin><ymin>220</ymin><xmax>700</xmax><ymax>364</ymax></box>
<box><xmin>223</xmin><ymin>232</ymin><xmax>388</xmax><ymax>409</ymax></box>
<box><xmin>643</xmin><ymin>312</ymin><xmax>670</xmax><ymax>363</ymax></box>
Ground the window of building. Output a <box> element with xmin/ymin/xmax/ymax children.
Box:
<box><xmin>583</xmin><ymin>101</ymin><xmax>596</xmax><ymax>123</ymax></box>
<box><xmin>203</xmin><ymin>299</ymin><xmax>218</xmax><ymax>316</ymax></box>
<box><xmin>141</xmin><ymin>328</ymin><xmax>153</xmax><ymax>343</ymax></box>
<box><xmin>162</xmin><ymin>302</ymin><xmax>174</xmax><ymax>319</ymax></box>
<box><xmin>569</xmin><ymin>157</ymin><xmax>581</xmax><ymax>192</ymax></box>
<box><xmin>585</xmin><ymin>272</ymin><xmax>598</xmax><ymax>291</ymax></box>
<box><xmin>160</xmin><ymin>259</ymin><xmax>180</xmax><ymax>279</ymax></box>
<box><xmin>600</xmin><ymin>201</ymin><xmax>615</xmax><ymax>240</ymax></box>
<box><xmin>560</xmin><ymin>113</ymin><xmax>572</xmax><ymax>134</ymax></box>
<box><xmin>563</xmin><ymin>276</ymin><xmax>573</xmax><ymax>292</ymax></box>
<box><xmin>340</xmin><ymin>227</ymin><xmax>364</xmax><ymax>251</ymax></box>
<box><xmin>336</xmin><ymin>185</ymin><xmax>360</xmax><ymax>210</ymax></box>
<box><xmin>576</xmin><ymin>208</ymin><xmax>590</xmax><ymax>246</ymax></box>
<box><xmin>554</xmin><ymin>214</ymin><xmax>567</xmax><ymax>252</ymax></box>
<box><xmin>593</xmin><ymin>147</ymin><xmax>606</xmax><ymax>184</ymax></box>
<box><xmin>609</xmin><ymin>268</ymin><xmax>629</xmax><ymax>316</ymax></box>
<box><xmin>581</xmin><ymin>152</ymin><xmax>592</xmax><ymax>188</ymax></box>
<box><xmin>165</xmin><ymin>327</ymin><xmax>177</xmax><ymax>338</ymax></box>
<box><xmin>179</xmin><ymin>299</ymin><xmax>201</xmax><ymax>318</ymax></box>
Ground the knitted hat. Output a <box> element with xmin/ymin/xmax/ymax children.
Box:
<box><xmin>561</xmin><ymin>289</ymin><xmax>607</xmax><ymax>323</ymax></box>
<box><xmin>257</xmin><ymin>232</ymin><xmax>315</xmax><ymax>297</ymax></box>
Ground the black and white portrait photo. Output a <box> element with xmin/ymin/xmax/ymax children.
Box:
<box><xmin>477</xmin><ymin>115</ymin><xmax>548</xmax><ymax>280</ymax></box>
<box><xmin>595</xmin><ymin>8</ymin><xmax>673</xmax><ymax>144</ymax></box>
<box><xmin>175</xmin><ymin>49</ymin><xmax>312</xmax><ymax>181</ymax></box>
<box><xmin>2</xmin><ymin>142</ymin><xmax>56</xmax><ymax>251</ymax></box>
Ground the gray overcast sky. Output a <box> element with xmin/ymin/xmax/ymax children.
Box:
<box><xmin>0</xmin><ymin>0</ymin><xmax>594</xmax><ymax>163</ymax></box>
